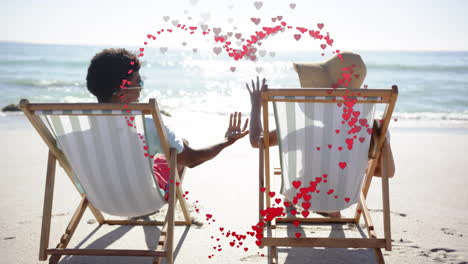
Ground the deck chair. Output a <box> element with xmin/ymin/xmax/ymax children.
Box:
<box><xmin>258</xmin><ymin>86</ymin><xmax>398</xmax><ymax>264</ymax></box>
<box><xmin>19</xmin><ymin>99</ymin><xmax>191</xmax><ymax>264</ymax></box>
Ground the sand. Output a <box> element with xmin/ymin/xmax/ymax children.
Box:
<box><xmin>1</xmin><ymin>112</ymin><xmax>467</xmax><ymax>264</ymax></box>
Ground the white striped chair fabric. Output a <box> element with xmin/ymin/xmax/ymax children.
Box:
<box><xmin>38</xmin><ymin>110</ymin><xmax>166</xmax><ymax>217</ymax></box>
<box><xmin>273</xmin><ymin>97</ymin><xmax>377</xmax><ymax>212</ymax></box>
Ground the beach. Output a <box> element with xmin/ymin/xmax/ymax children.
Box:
<box><xmin>1</xmin><ymin>42</ymin><xmax>468</xmax><ymax>263</ymax></box>
<box><xmin>1</xmin><ymin>111</ymin><xmax>467</xmax><ymax>264</ymax></box>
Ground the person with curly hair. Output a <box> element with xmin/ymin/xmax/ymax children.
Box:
<box><xmin>86</xmin><ymin>48</ymin><xmax>249</xmax><ymax>200</ymax></box>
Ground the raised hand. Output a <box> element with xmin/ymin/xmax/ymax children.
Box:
<box><xmin>225</xmin><ymin>112</ymin><xmax>249</xmax><ymax>144</ymax></box>
<box><xmin>246</xmin><ymin>76</ymin><xmax>268</xmax><ymax>106</ymax></box>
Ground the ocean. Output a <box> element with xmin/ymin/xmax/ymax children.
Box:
<box><xmin>1</xmin><ymin>41</ymin><xmax>467</xmax><ymax>126</ymax></box>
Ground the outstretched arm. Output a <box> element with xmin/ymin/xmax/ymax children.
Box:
<box><xmin>176</xmin><ymin>112</ymin><xmax>249</xmax><ymax>168</ymax></box>
<box><xmin>246</xmin><ymin>76</ymin><xmax>278</xmax><ymax>148</ymax></box>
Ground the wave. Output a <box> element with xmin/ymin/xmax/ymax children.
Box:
<box><xmin>4</xmin><ymin>79</ymin><xmax>85</xmax><ymax>88</ymax></box>
<box><xmin>366</xmin><ymin>63</ymin><xmax>468</xmax><ymax>73</ymax></box>
<box><xmin>0</xmin><ymin>59</ymin><xmax>88</xmax><ymax>68</ymax></box>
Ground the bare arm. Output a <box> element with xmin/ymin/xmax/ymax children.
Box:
<box><xmin>246</xmin><ymin>76</ymin><xmax>278</xmax><ymax>148</ymax></box>
<box><xmin>176</xmin><ymin>112</ymin><xmax>249</xmax><ymax>168</ymax></box>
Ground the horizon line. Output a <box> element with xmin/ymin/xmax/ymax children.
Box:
<box><xmin>1</xmin><ymin>40</ymin><xmax>468</xmax><ymax>53</ymax></box>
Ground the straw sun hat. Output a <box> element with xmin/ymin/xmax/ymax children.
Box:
<box><xmin>293</xmin><ymin>51</ymin><xmax>367</xmax><ymax>89</ymax></box>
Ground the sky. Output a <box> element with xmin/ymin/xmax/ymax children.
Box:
<box><xmin>2</xmin><ymin>0</ymin><xmax>468</xmax><ymax>51</ymax></box>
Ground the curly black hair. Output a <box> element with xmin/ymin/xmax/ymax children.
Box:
<box><xmin>86</xmin><ymin>48</ymin><xmax>141</xmax><ymax>102</ymax></box>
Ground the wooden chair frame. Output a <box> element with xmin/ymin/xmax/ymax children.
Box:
<box><xmin>258</xmin><ymin>86</ymin><xmax>398</xmax><ymax>264</ymax></box>
<box><xmin>19</xmin><ymin>99</ymin><xmax>192</xmax><ymax>264</ymax></box>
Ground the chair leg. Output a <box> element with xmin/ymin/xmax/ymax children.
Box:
<box><xmin>269</xmin><ymin>246</ymin><xmax>278</xmax><ymax>264</ymax></box>
<box><xmin>48</xmin><ymin>197</ymin><xmax>89</xmax><ymax>264</ymax></box>
<box><xmin>175</xmin><ymin>182</ymin><xmax>191</xmax><ymax>226</ymax></box>
<box><xmin>39</xmin><ymin>151</ymin><xmax>56</xmax><ymax>261</ymax></box>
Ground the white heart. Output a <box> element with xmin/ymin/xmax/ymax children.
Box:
<box><xmin>254</xmin><ymin>1</ymin><xmax>263</xmax><ymax>9</ymax></box>
<box><xmin>201</xmin><ymin>24</ymin><xmax>209</xmax><ymax>31</ymax></box>
<box><xmin>163</xmin><ymin>16</ymin><xmax>170</xmax><ymax>22</ymax></box>
<box><xmin>269</xmin><ymin>51</ymin><xmax>276</xmax><ymax>57</ymax></box>
<box><xmin>228</xmin><ymin>17</ymin><xmax>234</xmax><ymax>24</ymax></box>
<box><xmin>213</xmin><ymin>27</ymin><xmax>222</xmax><ymax>35</ymax></box>
<box><xmin>227</xmin><ymin>32</ymin><xmax>233</xmax><ymax>37</ymax></box>
<box><xmin>190</xmin><ymin>0</ymin><xmax>198</xmax><ymax>5</ymax></box>
<box><xmin>160</xmin><ymin>47</ymin><xmax>168</xmax><ymax>54</ymax></box>
<box><xmin>230</xmin><ymin>66</ymin><xmax>236</xmax><ymax>72</ymax></box>
<box><xmin>259</xmin><ymin>50</ymin><xmax>266</xmax><ymax>57</ymax></box>
<box><xmin>182</xmin><ymin>42</ymin><xmax>187</xmax><ymax>46</ymax></box>
<box><xmin>171</xmin><ymin>20</ymin><xmax>179</xmax><ymax>26</ymax></box>
<box><xmin>213</xmin><ymin>47</ymin><xmax>222</xmax><ymax>55</ymax></box>
<box><xmin>255</xmin><ymin>67</ymin><xmax>262</xmax><ymax>73</ymax></box>
<box><xmin>193</xmin><ymin>48</ymin><xmax>198</xmax><ymax>53</ymax></box>
<box><xmin>289</xmin><ymin>3</ymin><xmax>296</xmax><ymax>9</ymax></box>
<box><xmin>235</xmin><ymin>33</ymin><xmax>242</xmax><ymax>39</ymax></box>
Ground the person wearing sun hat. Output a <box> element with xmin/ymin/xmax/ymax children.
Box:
<box><xmin>246</xmin><ymin>51</ymin><xmax>394</xmax><ymax>218</ymax></box>
<box><xmin>293</xmin><ymin>51</ymin><xmax>367</xmax><ymax>89</ymax></box>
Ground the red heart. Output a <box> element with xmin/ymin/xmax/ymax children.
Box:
<box><xmin>339</xmin><ymin>162</ymin><xmax>347</xmax><ymax>169</ymax></box>
<box><xmin>292</xmin><ymin>180</ymin><xmax>301</xmax><ymax>189</ymax></box>
<box><xmin>230</xmin><ymin>241</ymin><xmax>235</xmax><ymax>247</ymax></box>
<box><xmin>284</xmin><ymin>201</ymin><xmax>291</xmax><ymax>207</ymax></box>
<box><xmin>220</xmin><ymin>227</ymin><xmax>224</xmax><ymax>232</ymax></box>
<box><xmin>269</xmin><ymin>191</ymin><xmax>275</xmax><ymax>198</ymax></box>
<box><xmin>323</xmin><ymin>174</ymin><xmax>328</xmax><ymax>178</ymax></box>
<box><xmin>352</xmin><ymin>111</ymin><xmax>360</xmax><ymax>118</ymax></box>
<box><xmin>295</xmin><ymin>233</ymin><xmax>301</xmax><ymax>238</ymax></box>
<box><xmin>344</xmin><ymin>197</ymin><xmax>350</xmax><ymax>202</ymax></box>
<box><xmin>302</xmin><ymin>202</ymin><xmax>311</xmax><ymax>210</ymax></box>
<box><xmin>277</xmin><ymin>16</ymin><xmax>283</xmax><ymax>21</ymax></box>
<box><xmin>328</xmin><ymin>144</ymin><xmax>332</xmax><ymax>149</ymax></box>
<box><xmin>316</xmin><ymin>147</ymin><xmax>321</xmax><ymax>151</ymax></box>
<box><xmin>359</xmin><ymin>137</ymin><xmax>365</xmax><ymax>143</ymax></box>
<box><xmin>291</xmin><ymin>209</ymin><xmax>297</xmax><ymax>215</ymax></box>
<box><xmin>327</xmin><ymin>189</ymin><xmax>334</xmax><ymax>195</ymax></box>
<box><xmin>324</xmin><ymin>179</ymin><xmax>327</xmax><ymax>183</ymax></box>
<box><xmin>317</xmin><ymin>23</ymin><xmax>324</xmax><ymax>30</ymax></box>
<box><xmin>338</xmin><ymin>146</ymin><xmax>343</xmax><ymax>151</ymax></box>
<box><xmin>244</xmin><ymin>247</ymin><xmax>249</xmax><ymax>252</ymax></box>
<box><xmin>320</xmin><ymin>44</ymin><xmax>327</xmax><ymax>50</ymax></box>
<box><xmin>367</xmin><ymin>128</ymin><xmax>373</xmax><ymax>135</ymax></box>
<box><xmin>293</xmin><ymin>220</ymin><xmax>300</xmax><ymax>227</ymax></box>
<box><xmin>335</xmin><ymin>129</ymin><xmax>340</xmax><ymax>134</ymax></box>
<box><xmin>275</xmin><ymin>198</ymin><xmax>281</xmax><ymax>204</ymax></box>
<box><xmin>260</xmin><ymin>187</ymin><xmax>266</xmax><ymax>192</ymax></box>
<box><xmin>255</xmin><ymin>240</ymin><xmax>262</xmax><ymax>246</ymax></box>
<box><xmin>294</xmin><ymin>34</ymin><xmax>301</xmax><ymax>41</ymax></box>
<box><xmin>292</xmin><ymin>197</ymin><xmax>298</xmax><ymax>205</ymax></box>
<box><xmin>359</xmin><ymin>118</ymin><xmax>367</xmax><ymax>126</ymax></box>
<box><xmin>342</xmin><ymin>112</ymin><xmax>351</xmax><ymax>121</ymax></box>
<box><xmin>301</xmin><ymin>210</ymin><xmax>310</xmax><ymax>218</ymax></box>
<box><xmin>334</xmin><ymin>195</ymin><xmax>338</xmax><ymax>199</ymax></box>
